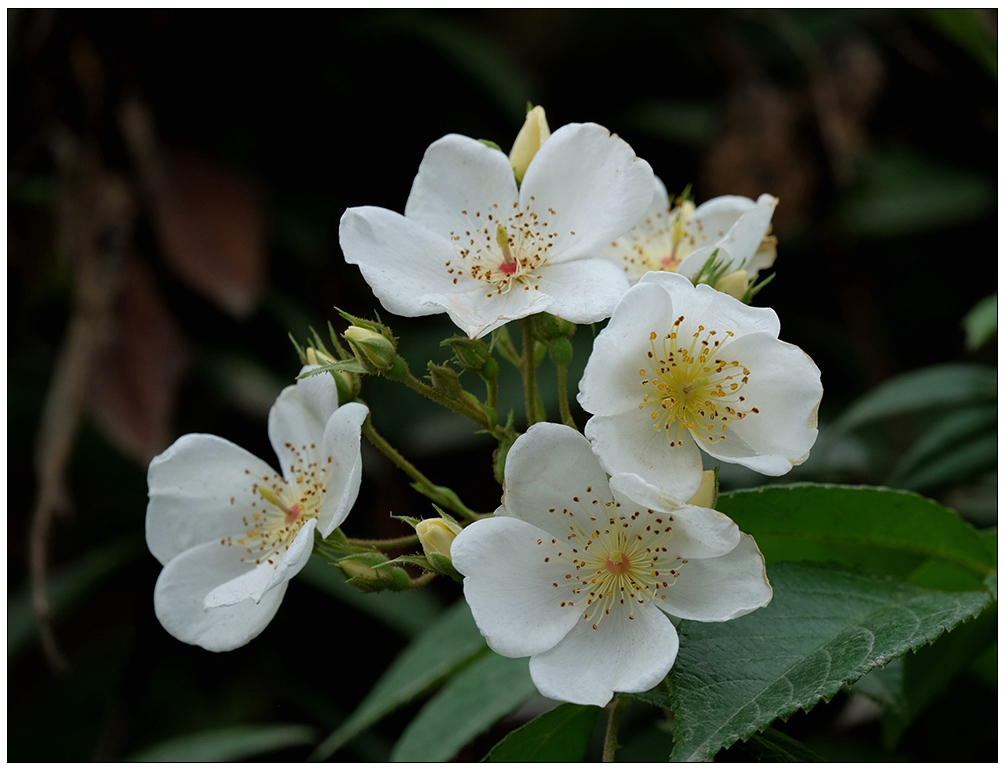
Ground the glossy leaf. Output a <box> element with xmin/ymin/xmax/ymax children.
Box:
<box><xmin>484</xmin><ymin>703</ymin><xmax>600</xmax><ymax>762</ymax></box>
<box><xmin>311</xmin><ymin>600</ymin><xmax>485</xmax><ymax>760</ymax></box>
<box><xmin>390</xmin><ymin>651</ymin><xmax>537</xmax><ymax>761</ymax></box>
<box><xmin>962</xmin><ymin>293</ymin><xmax>997</xmax><ymax>350</ymax></box>
<box><xmin>716</xmin><ymin>483</ymin><xmax>994</xmax><ymax>586</ymax></box>
<box><xmin>887</xmin><ymin>405</ymin><xmax>997</xmax><ymax>489</ymax></box>
<box><xmin>667</xmin><ymin>562</ymin><xmax>993</xmax><ymax>761</ymax></box>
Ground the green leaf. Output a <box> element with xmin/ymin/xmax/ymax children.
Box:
<box><xmin>127</xmin><ymin>724</ymin><xmax>315</xmax><ymax>762</ymax></box>
<box><xmin>893</xmin><ymin>433</ymin><xmax>997</xmax><ymax>494</ymax></box>
<box><xmin>887</xmin><ymin>405</ymin><xmax>997</xmax><ymax>490</ymax></box>
<box><xmin>716</xmin><ymin>484</ymin><xmax>994</xmax><ymax>587</ymax></box>
<box><xmin>735</xmin><ymin>726</ymin><xmax>826</xmax><ymax>762</ymax></box>
<box><xmin>311</xmin><ymin>600</ymin><xmax>486</xmax><ymax>760</ymax></box>
<box><xmin>390</xmin><ymin>651</ymin><xmax>537</xmax><ymax>761</ymax></box>
<box><xmin>484</xmin><ymin>703</ymin><xmax>600</xmax><ymax>762</ymax></box>
<box><xmin>667</xmin><ymin>562</ymin><xmax>993</xmax><ymax>762</ymax></box>
<box><xmin>962</xmin><ymin>293</ymin><xmax>997</xmax><ymax>350</ymax></box>
<box><xmin>298</xmin><ymin>558</ymin><xmax>444</xmax><ymax>637</ymax></box>
<box><xmin>834</xmin><ymin>363</ymin><xmax>996</xmax><ymax>432</ymax></box>
<box><xmin>922</xmin><ymin>9</ymin><xmax>997</xmax><ymax>76</ymax></box>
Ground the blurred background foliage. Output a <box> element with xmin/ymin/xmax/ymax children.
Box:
<box><xmin>8</xmin><ymin>8</ymin><xmax>996</xmax><ymax>762</ymax></box>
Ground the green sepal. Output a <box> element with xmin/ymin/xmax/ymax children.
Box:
<box><xmin>337</xmin><ymin>552</ymin><xmax>411</xmax><ymax>593</ymax></box>
<box><xmin>442</xmin><ymin>335</ymin><xmax>493</xmax><ymax>372</ymax></box>
<box><xmin>478</xmin><ymin>139</ymin><xmax>503</xmax><ymax>151</ymax></box>
<box><xmin>690</xmin><ymin>247</ymin><xmax>732</xmax><ymax>288</ymax></box>
<box><xmin>391</xmin><ymin>514</ymin><xmax>422</xmax><ymax>528</ymax></box>
<box><xmin>427</xmin><ymin>361</ymin><xmax>464</xmax><ymax>398</ymax></box>
<box><xmin>742</xmin><ymin>271</ymin><xmax>775</xmax><ymax>303</ymax></box>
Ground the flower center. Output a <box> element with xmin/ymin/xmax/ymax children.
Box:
<box><xmin>616</xmin><ymin>200</ymin><xmax>696</xmax><ymax>279</ymax></box>
<box><xmin>225</xmin><ymin>443</ymin><xmax>334</xmax><ymax>567</ymax></box>
<box><xmin>539</xmin><ymin>495</ymin><xmax>685</xmax><ymax>630</ymax></box>
<box><xmin>638</xmin><ymin>316</ymin><xmax>757</xmax><ymax>446</ymax></box>
<box><xmin>445</xmin><ymin>198</ymin><xmax>564</xmax><ymax>297</ymax></box>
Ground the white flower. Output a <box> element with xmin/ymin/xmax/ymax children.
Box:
<box><xmin>145</xmin><ymin>367</ymin><xmax>368</xmax><ymax>652</ymax></box>
<box><xmin>605</xmin><ymin>176</ymin><xmax>778</xmax><ymax>290</ymax></box>
<box><xmin>339</xmin><ymin>122</ymin><xmax>654</xmax><ymax>339</ymax></box>
<box><xmin>451</xmin><ymin>423</ymin><xmax>772</xmax><ymax>707</ymax></box>
<box><xmin>578</xmin><ymin>271</ymin><xmax>822</xmax><ymax>503</ymax></box>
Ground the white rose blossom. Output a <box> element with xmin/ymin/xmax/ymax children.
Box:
<box><xmin>146</xmin><ymin>367</ymin><xmax>368</xmax><ymax>652</ymax></box>
<box><xmin>339</xmin><ymin>122</ymin><xmax>655</xmax><ymax>339</ymax></box>
<box><xmin>579</xmin><ymin>271</ymin><xmax>822</xmax><ymax>503</ymax></box>
<box><xmin>451</xmin><ymin>422</ymin><xmax>772</xmax><ymax>707</ymax></box>
<box><xmin>605</xmin><ymin>176</ymin><xmax>778</xmax><ymax>293</ymax></box>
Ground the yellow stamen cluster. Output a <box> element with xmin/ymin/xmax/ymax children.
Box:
<box><xmin>538</xmin><ymin>489</ymin><xmax>685</xmax><ymax>630</ymax></box>
<box><xmin>221</xmin><ymin>442</ymin><xmax>332</xmax><ymax>568</ymax></box>
<box><xmin>446</xmin><ymin>197</ymin><xmax>572</xmax><ymax>297</ymax></box>
<box><xmin>638</xmin><ymin>316</ymin><xmax>757</xmax><ymax>445</ymax></box>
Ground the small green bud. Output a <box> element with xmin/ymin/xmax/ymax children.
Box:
<box><xmin>337</xmin><ymin>554</ymin><xmax>410</xmax><ymax>593</ymax></box>
<box><xmin>428</xmin><ymin>362</ymin><xmax>464</xmax><ymax>398</ymax></box>
<box><xmin>443</xmin><ymin>335</ymin><xmax>493</xmax><ymax>372</ymax></box>
<box><xmin>345</xmin><ymin>325</ymin><xmax>397</xmax><ymax>372</ymax></box>
<box><xmin>548</xmin><ymin>337</ymin><xmax>574</xmax><ymax>368</ymax></box>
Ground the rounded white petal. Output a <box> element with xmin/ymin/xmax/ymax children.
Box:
<box><xmin>203</xmin><ymin>518</ymin><xmax>317</xmax><ymax>607</ymax></box>
<box><xmin>520</xmin><ymin>123</ymin><xmax>654</xmax><ymax>262</ymax></box>
<box><xmin>269</xmin><ymin>366</ymin><xmax>340</xmax><ymax>473</ymax></box>
<box><xmin>604</xmin><ymin>176</ymin><xmax>674</xmax><ymax>282</ymax></box>
<box><xmin>501</xmin><ymin>423</ymin><xmax>614</xmax><ymax>538</ymax></box>
<box><xmin>638</xmin><ymin>271</ymin><xmax>781</xmax><ymax>337</ymax></box>
<box><xmin>452</xmin><ymin>517</ymin><xmax>580</xmax><ymax>658</ymax></box>
<box><xmin>534</xmin><ymin>256</ymin><xmax>632</xmax><ymax>326</ymax></box>
<box><xmin>146</xmin><ymin>434</ymin><xmax>276</xmax><ymax>566</ymax></box>
<box><xmin>314</xmin><ymin>402</ymin><xmax>369</xmax><ymax>536</ymax></box>
<box><xmin>153</xmin><ymin>539</ymin><xmax>289</xmax><ymax>652</ymax></box>
<box><xmin>339</xmin><ymin>206</ymin><xmax>469</xmax><ymax>317</ymax></box>
<box><xmin>584</xmin><ymin>412</ymin><xmax>704</xmax><ymax>502</ymax></box>
<box><xmin>705</xmin><ymin>332</ymin><xmax>822</xmax><ymax>475</ymax></box>
<box><xmin>654</xmin><ymin>533</ymin><xmax>772</xmax><ymax>621</ymax></box>
<box><xmin>434</xmin><ymin>281</ymin><xmax>553</xmax><ymax>340</ymax></box>
<box><xmin>528</xmin><ymin>604</ymin><xmax>679</xmax><ymax>707</ymax></box>
<box><xmin>578</xmin><ymin>281</ymin><xmax>679</xmax><ymax>417</ymax></box>
<box><xmin>404</xmin><ymin>133</ymin><xmax>519</xmax><ymax>235</ymax></box>
<box><xmin>689</xmin><ymin>195</ymin><xmax>755</xmax><ymax>250</ymax></box>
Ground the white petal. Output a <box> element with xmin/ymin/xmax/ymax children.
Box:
<box><xmin>520</xmin><ymin>123</ymin><xmax>654</xmax><ymax>261</ymax></box>
<box><xmin>339</xmin><ymin>206</ymin><xmax>469</xmax><ymax>317</ymax></box>
<box><xmin>578</xmin><ymin>281</ymin><xmax>678</xmax><ymax>417</ymax></box>
<box><xmin>146</xmin><ymin>434</ymin><xmax>276</xmax><ymax>566</ymax></box>
<box><xmin>269</xmin><ymin>366</ymin><xmax>340</xmax><ymax>475</ymax></box>
<box><xmin>584</xmin><ymin>412</ymin><xmax>704</xmax><ymax>502</ymax></box>
<box><xmin>314</xmin><ymin>402</ymin><xmax>368</xmax><ymax>536</ymax></box>
<box><xmin>529</xmin><ymin>604</ymin><xmax>679</xmax><ymax>707</ymax></box>
<box><xmin>715</xmin><ymin>194</ymin><xmax>777</xmax><ymax>278</ymax></box>
<box><xmin>500</xmin><ymin>423</ymin><xmax>614</xmax><ymax>538</ymax></box>
<box><xmin>688</xmin><ymin>195</ymin><xmax>755</xmax><ymax>251</ymax></box>
<box><xmin>707</xmin><ymin>332</ymin><xmax>822</xmax><ymax>475</ymax></box>
<box><xmin>638</xmin><ymin>271</ymin><xmax>781</xmax><ymax>337</ymax></box>
<box><xmin>153</xmin><ymin>540</ymin><xmax>289</xmax><ymax>652</ymax></box>
<box><xmin>451</xmin><ymin>517</ymin><xmax>580</xmax><ymax>658</ymax></box>
<box><xmin>203</xmin><ymin>519</ymin><xmax>317</xmax><ymax>607</ymax></box>
<box><xmin>535</xmin><ymin>257</ymin><xmax>631</xmax><ymax>325</ymax></box>
<box><xmin>404</xmin><ymin>133</ymin><xmax>518</xmax><ymax>235</ymax></box>
<box><xmin>604</xmin><ymin>176</ymin><xmax>674</xmax><ymax>282</ymax></box>
<box><xmin>654</xmin><ymin>533</ymin><xmax>772</xmax><ymax>621</ymax></box>
<box><xmin>435</xmin><ymin>281</ymin><xmax>553</xmax><ymax>339</ymax></box>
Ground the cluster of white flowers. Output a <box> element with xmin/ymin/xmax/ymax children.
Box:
<box><xmin>145</xmin><ymin>106</ymin><xmax>822</xmax><ymax>709</ymax></box>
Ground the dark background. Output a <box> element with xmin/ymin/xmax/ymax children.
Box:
<box><xmin>8</xmin><ymin>9</ymin><xmax>996</xmax><ymax>761</ymax></box>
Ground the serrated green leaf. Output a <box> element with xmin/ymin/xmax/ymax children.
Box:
<box><xmin>127</xmin><ymin>724</ymin><xmax>315</xmax><ymax>762</ymax></box>
<box><xmin>390</xmin><ymin>651</ymin><xmax>537</xmax><ymax>761</ymax></box>
<box><xmin>668</xmin><ymin>562</ymin><xmax>993</xmax><ymax>761</ymax></box>
<box><xmin>834</xmin><ymin>363</ymin><xmax>996</xmax><ymax>432</ymax></box>
<box><xmin>716</xmin><ymin>484</ymin><xmax>994</xmax><ymax>586</ymax></box>
<box><xmin>484</xmin><ymin>703</ymin><xmax>600</xmax><ymax>762</ymax></box>
<box><xmin>311</xmin><ymin>600</ymin><xmax>485</xmax><ymax>760</ymax></box>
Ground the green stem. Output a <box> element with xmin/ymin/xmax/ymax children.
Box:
<box><xmin>345</xmin><ymin>534</ymin><xmax>420</xmax><ymax>551</ymax></box>
<box><xmin>390</xmin><ymin>358</ymin><xmax>492</xmax><ymax>429</ymax></box>
<box><xmin>554</xmin><ymin>357</ymin><xmax>577</xmax><ymax>429</ymax></box>
<box><xmin>603</xmin><ymin>696</ymin><xmax>627</xmax><ymax>762</ymax></box>
<box><xmin>361</xmin><ymin>415</ymin><xmax>481</xmax><ymax>523</ymax></box>
<box><xmin>519</xmin><ymin>318</ymin><xmax>545</xmax><ymax>425</ymax></box>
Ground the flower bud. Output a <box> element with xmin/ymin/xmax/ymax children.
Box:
<box><xmin>686</xmin><ymin>469</ymin><xmax>719</xmax><ymax>510</ymax></box>
<box><xmin>714</xmin><ymin>269</ymin><xmax>751</xmax><ymax>301</ymax></box>
<box><xmin>345</xmin><ymin>325</ymin><xmax>397</xmax><ymax>372</ymax></box>
<box><xmin>305</xmin><ymin>347</ymin><xmax>336</xmax><ymax>366</ymax></box>
<box><xmin>443</xmin><ymin>335</ymin><xmax>493</xmax><ymax>372</ymax></box>
<box><xmin>509</xmin><ymin>105</ymin><xmax>550</xmax><ymax>184</ymax></box>
<box><xmin>415</xmin><ymin>517</ymin><xmax>462</xmax><ymax>560</ymax></box>
<box><xmin>337</xmin><ymin>554</ymin><xmax>410</xmax><ymax>593</ymax></box>
<box><xmin>428</xmin><ymin>362</ymin><xmax>464</xmax><ymax>398</ymax></box>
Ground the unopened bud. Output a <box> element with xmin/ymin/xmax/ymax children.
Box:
<box><xmin>714</xmin><ymin>269</ymin><xmax>751</xmax><ymax>301</ymax></box>
<box><xmin>444</xmin><ymin>336</ymin><xmax>493</xmax><ymax>372</ymax></box>
<box><xmin>415</xmin><ymin>518</ymin><xmax>463</xmax><ymax>579</ymax></box>
<box><xmin>345</xmin><ymin>325</ymin><xmax>397</xmax><ymax>372</ymax></box>
<box><xmin>509</xmin><ymin>105</ymin><xmax>550</xmax><ymax>184</ymax></box>
<box><xmin>305</xmin><ymin>347</ymin><xmax>336</xmax><ymax>366</ymax></box>
<box><xmin>428</xmin><ymin>362</ymin><xmax>464</xmax><ymax>398</ymax></box>
<box><xmin>337</xmin><ymin>554</ymin><xmax>410</xmax><ymax>593</ymax></box>
<box><xmin>686</xmin><ymin>470</ymin><xmax>719</xmax><ymax>510</ymax></box>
